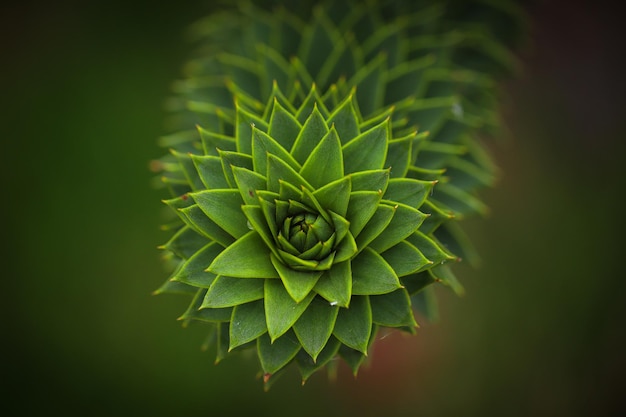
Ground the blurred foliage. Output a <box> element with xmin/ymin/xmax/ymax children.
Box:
<box><xmin>2</xmin><ymin>0</ymin><xmax>625</xmax><ymax>416</ymax></box>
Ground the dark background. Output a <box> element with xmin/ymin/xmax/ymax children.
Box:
<box><xmin>3</xmin><ymin>1</ymin><xmax>624</xmax><ymax>416</ymax></box>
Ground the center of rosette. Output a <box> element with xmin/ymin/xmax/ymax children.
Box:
<box><xmin>280</xmin><ymin>211</ymin><xmax>334</xmax><ymax>256</ymax></box>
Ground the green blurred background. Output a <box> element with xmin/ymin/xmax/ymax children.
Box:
<box><xmin>3</xmin><ymin>1</ymin><xmax>624</xmax><ymax>416</ymax></box>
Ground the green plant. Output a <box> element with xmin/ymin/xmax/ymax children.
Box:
<box><xmin>153</xmin><ymin>0</ymin><xmax>525</xmax><ymax>388</ymax></box>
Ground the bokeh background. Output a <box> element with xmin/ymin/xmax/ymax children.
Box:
<box><xmin>3</xmin><ymin>1</ymin><xmax>624</xmax><ymax>416</ymax></box>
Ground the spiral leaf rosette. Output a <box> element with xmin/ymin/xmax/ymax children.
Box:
<box><xmin>154</xmin><ymin>0</ymin><xmax>525</xmax><ymax>387</ymax></box>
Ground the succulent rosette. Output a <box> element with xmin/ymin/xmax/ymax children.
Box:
<box><xmin>153</xmin><ymin>0</ymin><xmax>524</xmax><ymax>386</ymax></box>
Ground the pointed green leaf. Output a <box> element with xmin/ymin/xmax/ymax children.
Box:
<box><xmin>208</xmin><ymin>231</ymin><xmax>279</xmax><ymax>278</ymax></box>
<box><xmin>429</xmin><ymin>264</ymin><xmax>464</xmax><ymax>296</ymax></box>
<box><xmin>406</xmin><ymin>164</ymin><xmax>446</xmax><ymax>182</ymax></box>
<box><xmin>241</xmin><ymin>205</ymin><xmax>279</xmax><ymax>258</ymax></box>
<box><xmin>268</xmin><ymin>99</ymin><xmax>302</xmax><ymax>151</ymax></box>
<box><xmin>178</xmin><ymin>288</ymin><xmax>206</xmax><ymax>325</ymax></box>
<box><xmin>293</xmin><ymin>297</ymin><xmax>340</xmax><ymax>361</ymax></box>
<box><xmin>153</xmin><ymin>278</ymin><xmax>197</xmax><ymax>296</ymax></box>
<box><xmin>299</xmin><ymin>187</ymin><xmax>332</xmax><ymax>225</ymax></box>
<box><xmin>171</xmin><ymin>242</ymin><xmax>221</xmax><ymax>288</ymax></box>
<box><xmin>314</xmin><ymin>261</ymin><xmax>352</xmax><ymax>307</ymax></box>
<box><xmin>236</xmin><ymin>104</ymin><xmax>268</xmax><ymax>154</ymax></box>
<box><xmin>232</xmin><ymin>166</ymin><xmax>267</xmax><ymax>206</ymax></box>
<box><xmin>313</xmin><ymin>176</ymin><xmax>351</xmax><ymax>217</ymax></box>
<box><xmin>191</xmin><ymin>154</ymin><xmax>230</xmax><ymax>189</ymax></box>
<box><xmin>342</xmin><ymin>118</ymin><xmax>390</xmax><ymax>174</ymax></box>
<box><xmin>368</xmin><ymin>202</ymin><xmax>427</xmax><ymax>253</ymax></box>
<box><xmin>264</xmin><ymin>80</ymin><xmax>298</xmax><ymax>116</ymax></box>
<box><xmin>346</xmin><ymin>191</ymin><xmax>382</xmax><ymax>237</ymax></box>
<box><xmin>257</xmin><ymin>331</ymin><xmax>300</xmax><ymax>375</ymax></box>
<box><xmin>418</xmin><ymin>199</ymin><xmax>454</xmax><ymax>235</ymax></box>
<box><xmin>385</xmin><ymin>178</ymin><xmax>435</xmax><ymax>209</ymax></box>
<box><xmin>202</xmin><ymin>275</ymin><xmax>264</xmax><ymax>308</ymax></box>
<box><xmin>370</xmin><ymin>288</ymin><xmax>417</xmax><ymax>329</ymax></box>
<box><xmin>352</xmin><ymin>247</ymin><xmax>401</xmax><ymax>295</ymax></box>
<box><xmin>407</xmin><ymin>231</ymin><xmax>456</xmax><ymax>266</ymax></box>
<box><xmin>229</xmin><ymin>300</ymin><xmax>267</xmax><ymax>350</ymax></box>
<box><xmin>296</xmin><ymin>84</ymin><xmax>325</xmax><ymax>117</ymax></box>
<box><xmin>333</xmin><ymin>230</ymin><xmax>358</xmax><ymax>263</ymax></box>
<box><xmin>338</xmin><ymin>344</ymin><xmax>367</xmax><ymax>377</ymax></box>
<box><xmin>359</xmin><ymin>104</ymin><xmax>394</xmax><ymax>131</ymax></box>
<box><xmin>178</xmin><ymin>205</ymin><xmax>235</xmax><ymax>248</ymax></box>
<box><xmin>291</xmin><ymin>105</ymin><xmax>329</xmax><ymax>165</ymax></box>
<box><xmin>299</xmin><ymin>127</ymin><xmax>343</xmax><ymax>188</ymax></box>
<box><xmin>192</xmin><ymin>189</ymin><xmax>249</xmax><ymax>239</ymax></box>
<box><xmin>278</xmin><ymin>179</ymin><xmax>302</xmax><ymax>201</ymax></box>
<box><xmin>277</xmin><ymin>249</ymin><xmax>334</xmax><ymax>271</ymax></box>
<box><xmin>183</xmin><ymin>290</ymin><xmax>233</xmax><ymax>323</ymax></box>
<box><xmin>333</xmin><ymin>295</ymin><xmax>372</xmax><ymax>354</ymax></box>
<box><xmin>163</xmin><ymin>193</ymin><xmax>193</xmax><ymax>211</ymax></box>
<box><xmin>160</xmin><ymin>225</ymin><xmax>210</xmax><ymax>259</ymax></box>
<box><xmin>197</xmin><ymin>125</ymin><xmax>237</xmax><ymax>155</ymax></box>
<box><xmin>171</xmin><ymin>150</ymin><xmax>205</xmax><ymax>191</ymax></box>
<box><xmin>258</xmin><ymin>196</ymin><xmax>279</xmax><ymax>237</ymax></box>
<box><xmin>160</xmin><ymin>173</ymin><xmax>189</xmax><ymax>197</ymax></box>
<box><xmin>252</xmin><ymin>127</ymin><xmax>301</xmax><ymax>175</ymax></box>
<box><xmin>435</xmin><ymin>220</ymin><xmax>478</xmax><ymax>266</ymax></box>
<box><xmin>296</xmin><ymin>337</ymin><xmax>341</xmax><ymax>382</ymax></box>
<box><xmin>329</xmin><ymin>211</ymin><xmax>350</xmax><ymax>245</ymax></box>
<box><xmin>264</xmin><ymin>279</ymin><xmax>315</xmax><ymax>341</ymax></box>
<box><xmin>190</xmin><ymin>306</ymin><xmax>234</xmax><ymax>324</ymax></box>
<box><xmin>354</xmin><ymin>204</ymin><xmax>395</xmax><ymax>251</ymax></box>
<box><xmin>270</xmin><ymin>253</ymin><xmax>323</xmax><ymax>303</ymax></box>
<box><xmin>267</xmin><ymin>154</ymin><xmax>314</xmax><ymax>193</ymax></box>
<box><xmin>350</xmin><ymin>169</ymin><xmax>390</xmax><ymax>193</ymax></box>
<box><xmin>401</xmin><ymin>271</ymin><xmax>436</xmax><ymax>296</ymax></box>
<box><xmin>443</xmin><ymin>154</ymin><xmax>495</xmax><ymax>190</ymax></box>
<box><xmin>432</xmin><ymin>183</ymin><xmax>489</xmax><ymax>217</ymax></box>
<box><xmin>218</xmin><ymin>150</ymin><xmax>253</xmax><ymax>189</ymax></box>
<box><xmin>323</xmin><ymin>84</ymin><xmax>346</xmax><ymax>116</ymax></box>
<box><xmin>381</xmin><ymin>240</ymin><xmax>432</xmax><ymax>277</ymax></box>
<box><xmin>386</xmin><ymin>133</ymin><xmax>415</xmax><ymax>179</ymax></box>
<box><xmin>215</xmin><ymin>322</ymin><xmax>230</xmax><ymax>364</ymax></box>
<box><xmin>327</xmin><ymin>94</ymin><xmax>360</xmax><ymax>144</ymax></box>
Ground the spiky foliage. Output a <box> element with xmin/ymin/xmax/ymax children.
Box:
<box><xmin>153</xmin><ymin>0</ymin><xmax>525</xmax><ymax>387</ymax></box>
